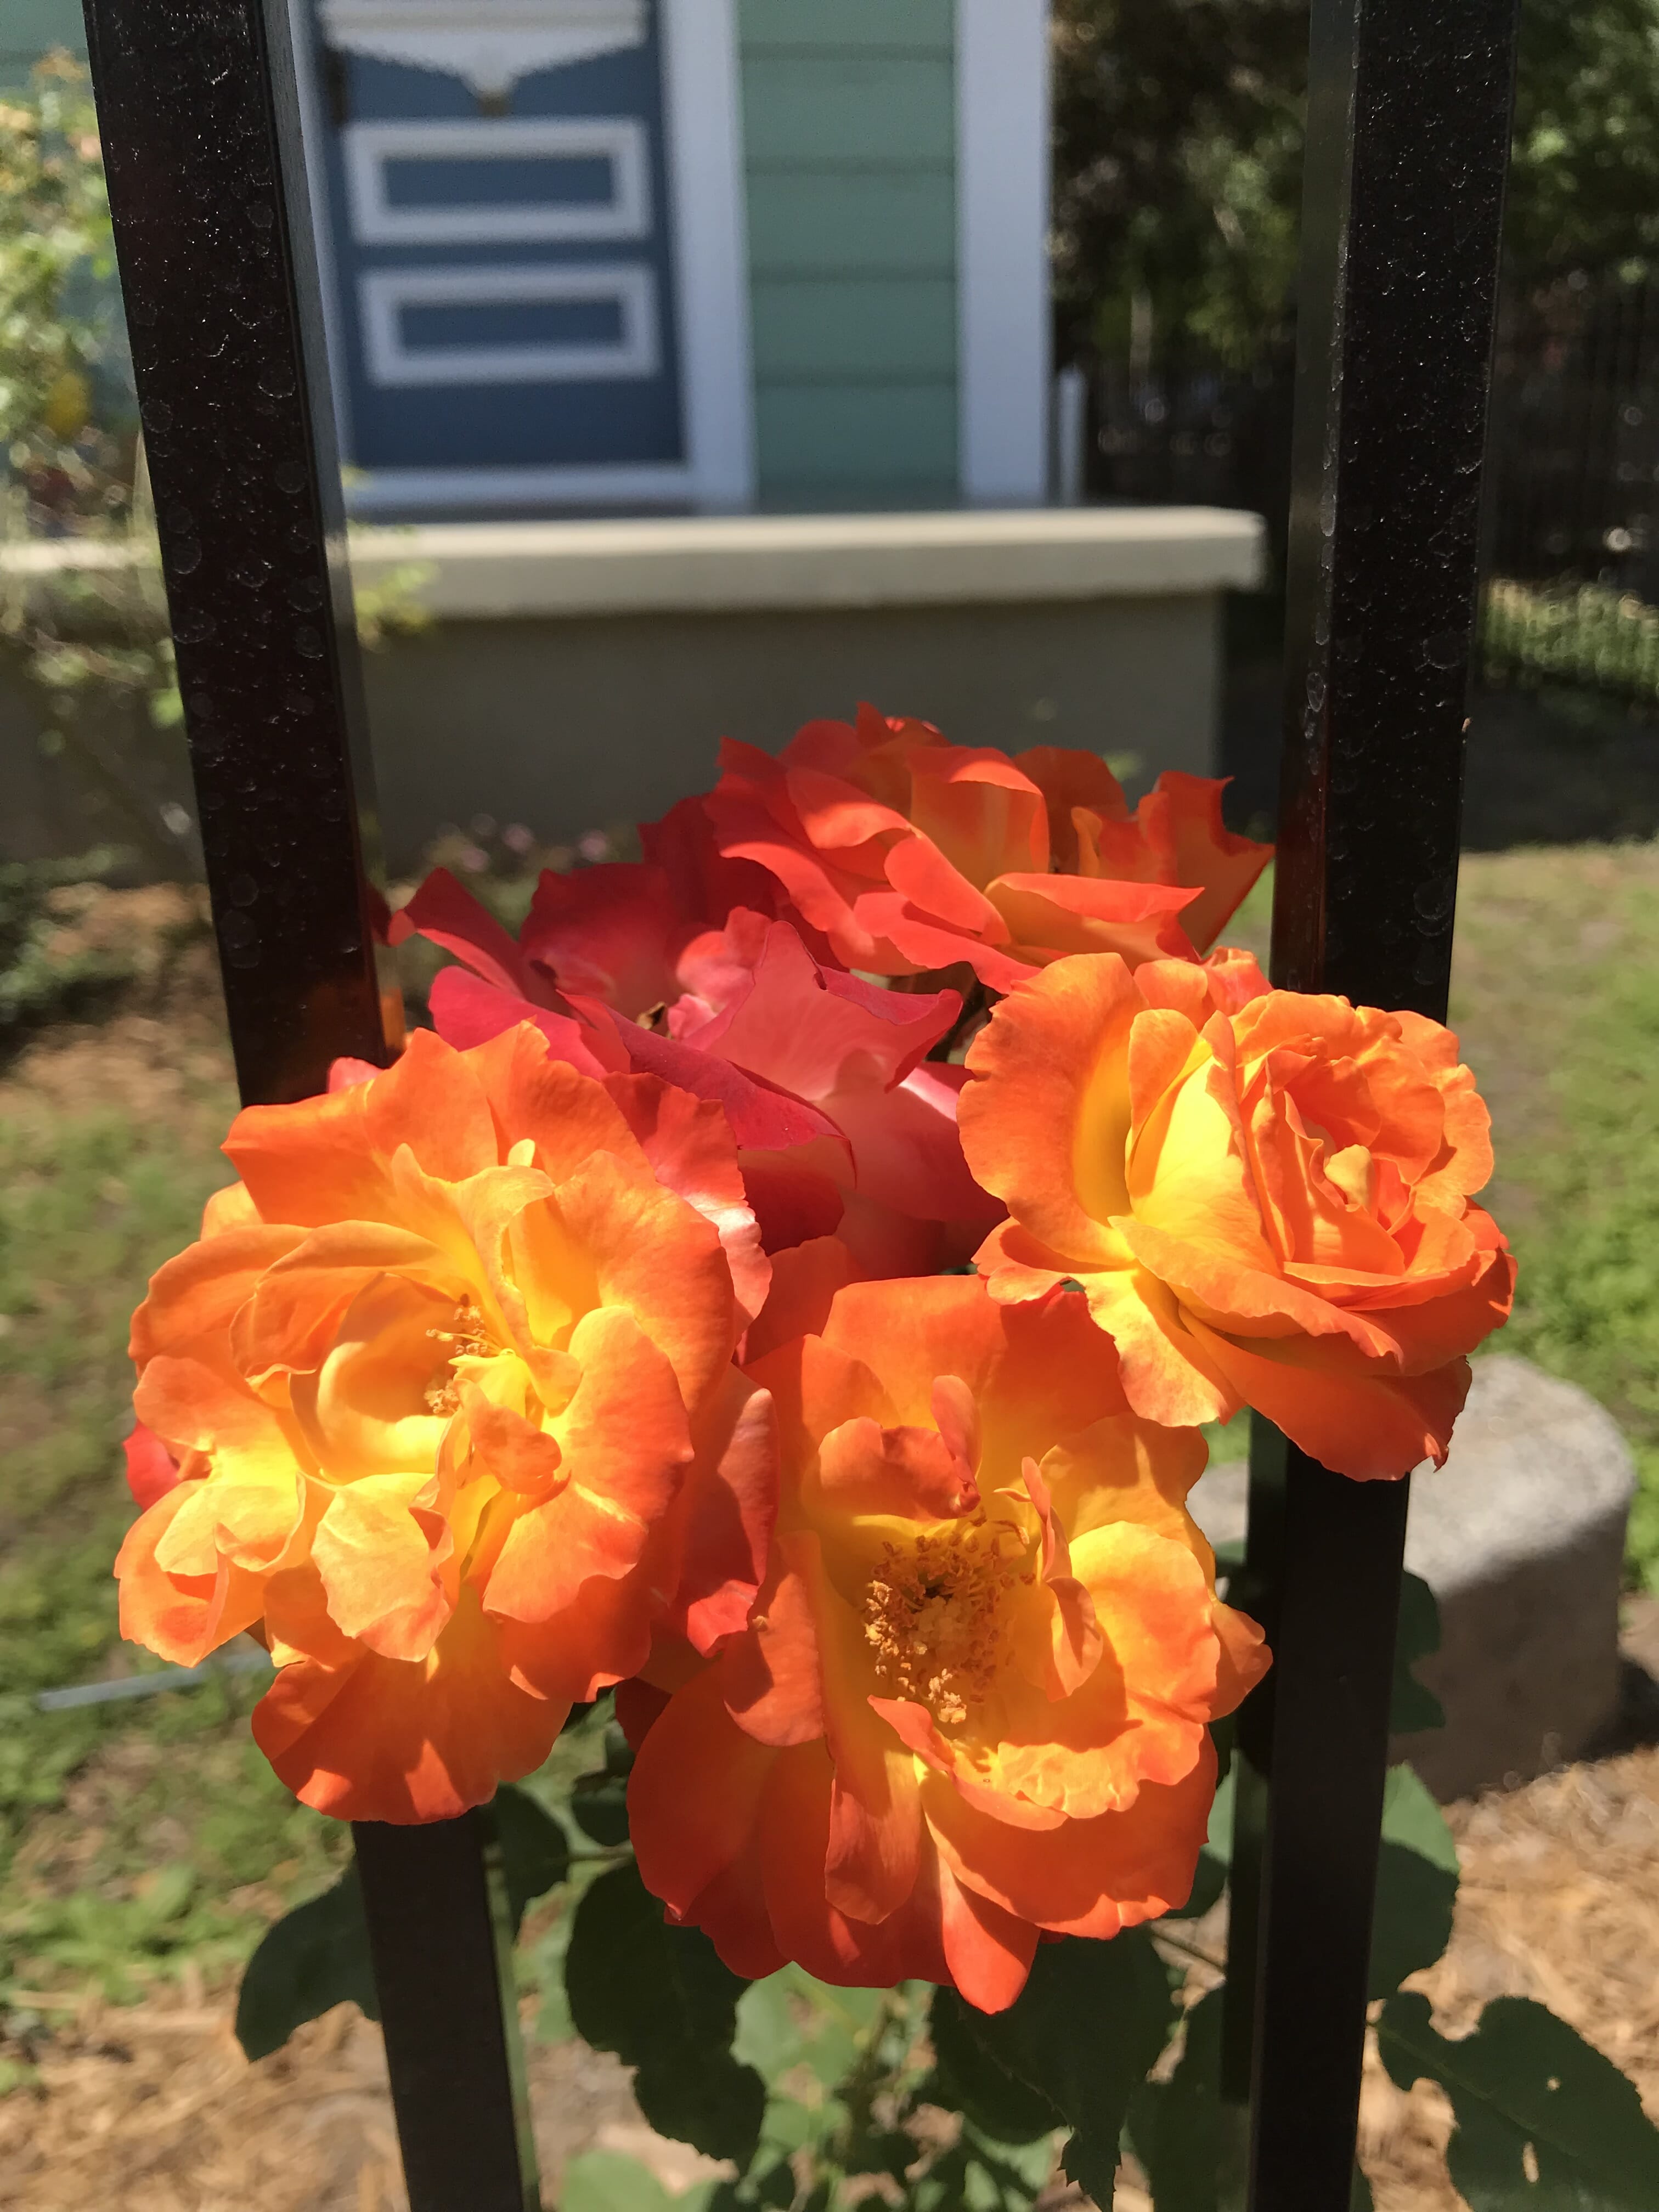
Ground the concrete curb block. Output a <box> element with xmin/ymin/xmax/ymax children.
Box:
<box><xmin>1191</xmin><ymin>1355</ymin><xmax>1637</xmax><ymax>1801</ymax></box>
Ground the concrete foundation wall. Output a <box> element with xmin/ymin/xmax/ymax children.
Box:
<box><xmin>360</xmin><ymin>590</ymin><xmax>1223</xmax><ymax>870</ymax></box>
<box><xmin>1</xmin><ymin>507</ymin><xmax>1265</xmax><ymax>876</ymax></box>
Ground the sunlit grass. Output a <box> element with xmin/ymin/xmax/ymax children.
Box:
<box><xmin>0</xmin><ymin>1084</ymin><xmax>349</xmax><ymax>2003</ymax></box>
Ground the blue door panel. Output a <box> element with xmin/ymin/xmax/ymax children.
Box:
<box><xmin>312</xmin><ymin>7</ymin><xmax>685</xmax><ymax>475</ymax></box>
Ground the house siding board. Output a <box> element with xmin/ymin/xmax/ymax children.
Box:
<box><xmin>745</xmin><ymin>170</ymin><xmax>955</xmax><ymax>279</ymax></box>
<box><xmin>738</xmin><ymin>0</ymin><xmax>958</xmax><ymax>505</ymax></box>
<box><xmin>740</xmin><ymin>57</ymin><xmax>956</xmax><ymax>163</ymax></box>
<box><xmin>738</xmin><ymin>0</ymin><xmax>954</xmax><ymax>55</ymax></box>
<box><xmin>755</xmin><ymin>385</ymin><xmax>958</xmax><ymax>503</ymax></box>
<box><xmin>751</xmin><ymin>277</ymin><xmax>955</xmax><ymax>382</ymax></box>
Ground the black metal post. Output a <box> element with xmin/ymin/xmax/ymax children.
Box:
<box><xmin>356</xmin><ymin>1812</ymin><xmax>542</xmax><ymax>2210</ymax></box>
<box><xmin>1224</xmin><ymin>0</ymin><xmax>1522</xmax><ymax>2205</ymax></box>
<box><xmin>1217</xmin><ymin>1418</ymin><xmax>1285</xmax><ymax>2113</ymax></box>
<box><xmin>80</xmin><ymin>3</ymin><xmax>541</xmax><ymax>2205</ymax></box>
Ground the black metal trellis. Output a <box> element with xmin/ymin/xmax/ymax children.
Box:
<box><xmin>1222</xmin><ymin>1</ymin><xmax>1522</xmax><ymax>2208</ymax></box>
<box><xmin>78</xmin><ymin>2</ymin><xmax>540</xmax><ymax>2207</ymax></box>
<box><xmin>77</xmin><ymin>0</ymin><xmax>1520</xmax><ymax>2201</ymax></box>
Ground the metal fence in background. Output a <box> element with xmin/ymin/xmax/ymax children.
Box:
<box><xmin>1482</xmin><ymin>274</ymin><xmax>1659</xmax><ymax>707</ymax></box>
<box><xmin>1487</xmin><ymin>273</ymin><xmax>1659</xmax><ymax>597</ymax></box>
<box><xmin>1079</xmin><ymin>268</ymin><xmax>1659</xmax><ymax>712</ymax></box>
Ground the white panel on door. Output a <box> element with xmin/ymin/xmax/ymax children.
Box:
<box><xmin>359</xmin><ymin>262</ymin><xmax>662</xmax><ymax>385</ymax></box>
<box><xmin>344</xmin><ymin>117</ymin><xmax>652</xmax><ymax>245</ymax></box>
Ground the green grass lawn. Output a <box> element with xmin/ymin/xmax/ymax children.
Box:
<box><xmin>0</xmin><ymin>1056</ymin><xmax>348</xmax><ymax>2019</ymax></box>
<box><xmin>4</xmin><ymin>837</ymin><xmax>1659</xmax><ymax>2014</ymax></box>
<box><xmin>1449</xmin><ymin>844</ymin><xmax>1659</xmax><ymax>1587</ymax></box>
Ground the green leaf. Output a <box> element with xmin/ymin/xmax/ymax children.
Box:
<box><xmin>706</xmin><ymin>2158</ymin><xmax>799</xmax><ymax>2209</ymax></box>
<box><xmin>234</xmin><ymin>1864</ymin><xmax>378</xmax><ymax>2061</ymax></box>
<box><xmin>1379</xmin><ymin>1992</ymin><xmax>1659</xmax><ymax>2211</ymax></box>
<box><xmin>571</xmin><ymin>1721</ymin><xmax>635</xmax><ymax>1846</ymax></box>
<box><xmin>933</xmin><ymin>1931</ymin><xmax>1177</xmax><ymax>2197</ymax></box>
<box><xmin>492</xmin><ymin>1781</ymin><xmax>570</xmax><ymax>1927</ymax></box>
<box><xmin>917</xmin><ymin>2130</ymin><xmax>1055</xmax><ymax>2209</ymax></box>
<box><xmin>1130</xmin><ymin>1989</ymin><xmax>1372</xmax><ymax>2211</ymax></box>
<box><xmin>968</xmin><ymin>2130</ymin><xmax>1058</xmax><ymax>2202</ymax></box>
<box><xmin>1127</xmin><ymin>1989</ymin><xmax>1232</xmax><ymax>2211</ymax></box>
<box><xmin>1369</xmin><ymin>1764</ymin><xmax>1459</xmax><ymax>2001</ymax></box>
<box><xmin>570</xmin><ymin>1770</ymin><xmax>631</xmax><ymax>1846</ymax></box>
<box><xmin>560</xmin><ymin>2150</ymin><xmax>712</xmax><ymax>2212</ymax></box>
<box><xmin>565</xmin><ymin>1861</ymin><xmax>764</xmax><ymax>2169</ymax></box>
<box><xmin>1391</xmin><ymin>1571</ymin><xmax>1446</xmax><ymax>1735</ymax></box>
<box><xmin>735</xmin><ymin>1964</ymin><xmax>882</xmax><ymax>2093</ymax></box>
<box><xmin>928</xmin><ymin>1987</ymin><xmax>1061</xmax><ymax>2146</ymax></box>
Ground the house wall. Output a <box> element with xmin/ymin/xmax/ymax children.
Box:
<box><xmin>3</xmin><ymin>1</ymin><xmax>84</xmax><ymax>86</ymax></box>
<box><xmin>18</xmin><ymin>0</ymin><xmax>983</xmax><ymax>510</ymax></box>
<box><xmin>737</xmin><ymin>0</ymin><xmax>959</xmax><ymax>509</ymax></box>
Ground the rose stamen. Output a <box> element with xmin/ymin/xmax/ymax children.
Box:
<box><xmin>424</xmin><ymin>1300</ymin><xmax>492</xmax><ymax>1414</ymax></box>
<box><xmin>862</xmin><ymin>1513</ymin><xmax>1032</xmax><ymax>1727</ymax></box>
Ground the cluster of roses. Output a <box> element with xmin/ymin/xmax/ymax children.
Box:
<box><xmin>117</xmin><ymin>710</ymin><xmax>1514</xmax><ymax>2012</ymax></box>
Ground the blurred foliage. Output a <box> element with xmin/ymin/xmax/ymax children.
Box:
<box><xmin>1052</xmin><ymin>0</ymin><xmax>1306</xmax><ymax>368</ymax></box>
<box><xmin>0</xmin><ymin>50</ymin><xmax>122</xmax><ymax>466</ymax></box>
<box><xmin>1483</xmin><ymin>579</ymin><xmax>1659</xmax><ymax>712</ymax></box>
<box><xmin>1506</xmin><ymin>0</ymin><xmax>1659</xmax><ymax>283</ymax></box>
<box><xmin>1052</xmin><ymin>0</ymin><xmax>1659</xmax><ymax>366</ymax></box>
<box><xmin>0</xmin><ymin>54</ymin><xmax>186</xmax><ymax>870</ymax></box>
<box><xmin>0</xmin><ymin>848</ymin><xmax>138</xmax><ymax>1032</ymax></box>
<box><xmin>0</xmin><ymin>55</ymin><xmax>431</xmax><ymax>881</ymax></box>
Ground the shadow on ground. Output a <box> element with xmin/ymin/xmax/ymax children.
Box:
<box><xmin>1223</xmin><ymin>617</ymin><xmax>1659</xmax><ymax>852</ymax></box>
<box><xmin>1460</xmin><ymin>690</ymin><xmax>1659</xmax><ymax>851</ymax></box>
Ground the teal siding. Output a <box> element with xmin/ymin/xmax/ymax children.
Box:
<box><xmin>5</xmin><ymin>0</ymin><xmax>87</xmax><ymax>87</ymax></box>
<box><xmin>741</xmin><ymin>55</ymin><xmax>957</xmax><ymax>165</ymax></box>
<box><xmin>755</xmin><ymin>385</ymin><xmax>960</xmax><ymax>491</ymax></box>
<box><xmin>746</xmin><ymin>170</ymin><xmax>956</xmax><ymax>278</ymax></box>
<box><xmin>750</xmin><ymin>277</ymin><xmax>956</xmax><ymax>380</ymax></box>
<box><xmin>738</xmin><ymin>0</ymin><xmax>958</xmax><ymax>508</ymax></box>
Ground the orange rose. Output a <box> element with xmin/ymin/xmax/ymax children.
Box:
<box><xmin>116</xmin><ymin>1024</ymin><xmax>758</xmax><ymax>1821</ymax></box>
<box><xmin>626</xmin><ymin>1278</ymin><xmax>1264</xmax><ymax>2011</ymax></box>
<box><xmin>959</xmin><ymin>955</ymin><xmax>1515</xmax><ymax>1479</ymax></box>
<box><xmin>705</xmin><ymin>704</ymin><xmax>1271</xmax><ymax>990</ymax></box>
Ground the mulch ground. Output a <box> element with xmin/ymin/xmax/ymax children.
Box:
<box><xmin>6</xmin><ymin>1663</ymin><xmax>1659</xmax><ymax>2211</ymax></box>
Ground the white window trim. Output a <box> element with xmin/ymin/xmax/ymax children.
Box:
<box><xmin>656</xmin><ymin>0</ymin><xmax>754</xmax><ymax>511</ymax></box>
<box><xmin>288</xmin><ymin>0</ymin><xmax>359</xmax><ymax>467</ymax></box>
<box><xmin>287</xmin><ymin>0</ymin><xmax>755</xmax><ymax>514</ymax></box>
<box><xmin>956</xmin><ymin>0</ymin><xmax>1051</xmax><ymax>506</ymax></box>
<box><xmin>343</xmin><ymin>117</ymin><xmax>652</xmax><ymax>246</ymax></box>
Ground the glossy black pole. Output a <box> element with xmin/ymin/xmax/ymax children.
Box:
<box><xmin>1223</xmin><ymin>0</ymin><xmax>1522</xmax><ymax>2203</ymax></box>
<box><xmin>80</xmin><ymin>0</ymin><xmax>390</xmax><ymax>1103</ymax></box>
<box><xmin>80</xmin><ymin>3</ymin><xmax>540</xmax><ymax>2205</ymax></box>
